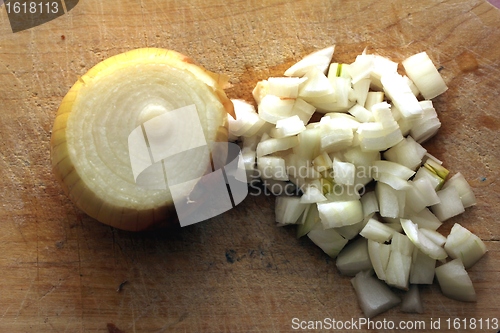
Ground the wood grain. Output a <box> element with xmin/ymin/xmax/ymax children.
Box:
<box><xmin>0</xmin><ymin>0</ymin><xmax>499</xmax><ymax>332</ymax></box>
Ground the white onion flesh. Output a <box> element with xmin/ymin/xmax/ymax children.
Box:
<box><xmin>284</xmin><ymin>45</ymin><xmax>335</xmax><ymax>77</ymax></box>
<box><xmin>385</xmin><ymin>248</ymin><xmax>412</xmax><ymax>290</ymax></box>
<box><xmin>318</xmin><ymin>200</ymin><xmax>364</xmax><ymax>229</ymax></box>
<box><xmin>351</xmin><ymin>270</ymin><xmax>401</xmax><ymax>318</ymax></box>
<box><xmin>435</xmin><ymin>259</ymin><xmax>476</xmax><ymax>302</ymax></box>
<box><xmin>442</xmin><ymin>172</ymin><xmax>477</xmax><ymax>208</ymax></box>
<box><xmin>431</xmin><ymin>186</ymin><xmax>465</xmax><ymax>221</ymax></box>
<box><xmin>368</xmin><ymin>240</ymin><xmax>391</xmax><ymax>281</ymax></box>
<box><xmin>336</xmin><ymin>237</ymin><xmax>372</xmax><ymax>276</ymax></box>
<box><xmin>230</xmin><ymin>46</ymin><xmax>484</xmax><ymax>317</ymax></box>
<box><xmin>402</xmin><ymin>52</ymin><xmax>448</xmax><ymax>100</ymax></box>
<box><xmin>51</xmin><ymin>48</ymin><xmax>233</xmax><ymax>231</ymax></box>
<box><xmin>307</xmin><ymin>222</ymin><xmax>348</xmax><ymax>258</ymax></box>
<box><xmin>275</xmin><ymin>196</ymin><xmax>309</xmax><ymax>225</ymax></box>
<box><xmin>410</xmin><ymin>248</ymin><xmax>436</xmax><ymax>284</ymax></box>
<box><xmin>444</xmin><ymin>223</ymin><xmax>487</xmax><ymax>269</ymax></box>
<box><xmin>360</xmin><ymin>218</ymin><xmax>396</xmax><ymax>243</ymax></box>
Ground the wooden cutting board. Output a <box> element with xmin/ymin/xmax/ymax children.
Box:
<box><xmin>1</xmin><ymin>0</ymin><xmax>499</xmax><ymax>332</ymax></box>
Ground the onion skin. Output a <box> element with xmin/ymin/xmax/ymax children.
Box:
<box><xmin>50</xmin><ymin>48</ymin><xmax>233</xmax><ymax>231</ymax></box>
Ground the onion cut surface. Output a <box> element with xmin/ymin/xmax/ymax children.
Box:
<box><xmin>51</xmin><ymin>48</ymin><xmax>233</xmax><ymax>231</ymax></box>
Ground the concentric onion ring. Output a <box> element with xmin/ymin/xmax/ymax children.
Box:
<box><xmin>50</xmin><ymin>48</ymin><xmax>234</xmax><ymax>231</ymax></box>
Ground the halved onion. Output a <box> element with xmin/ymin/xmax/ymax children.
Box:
<box><xmin>50</xmin><ymin>48</ymin><xmax>234</xmax><ymax>231</ymax></box>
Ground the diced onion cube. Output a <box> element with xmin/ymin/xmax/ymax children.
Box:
<box><xmin>402</xmin><ymin>51</ymin><xmax>448</xmax><ymax>100</ymax></box>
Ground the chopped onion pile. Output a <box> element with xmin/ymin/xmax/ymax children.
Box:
<box><xmin>229</xmin><ymin>47</ymin><xmax>487</xmax><ymax>317</ymax></box>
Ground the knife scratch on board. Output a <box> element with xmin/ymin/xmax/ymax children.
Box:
<box><xmin>116</xmin><ymin>280</ymin><xmax>128</xmax><ymax>292</ymax></box>
<box><xmin>154</xmin><ymin>312</ymin><xmax>189</xmax><ymax>333</ymax></box>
